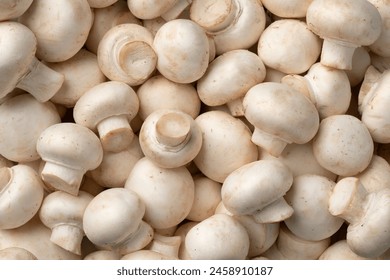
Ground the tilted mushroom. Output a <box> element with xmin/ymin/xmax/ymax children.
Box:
<box><xmin>0</xmin><ymin>0</ymin><xmax>33</xmax><ymax>21</ymax></box>
<box><xmin>306</xmin><ymin>0</ymin><xmax>382</xmax><ymax>70</ymax></box>
<box><xmin>36</xmin><ymin>123</ymin><xmax>103</xmax><ymax>196</ymax></box>
<box><xmin>0</xmin><ymin>22</ymin><xmax>64</xmax><ymax>102</ymax></box>
<box><xmin>243</xmin><ymin>82</ymin><xmax>319</xmax><ymax>157</ymax></box>
<box><xmin>97</xmin><ymin>24</ymin><xmax>157</xmax><ymax>86</ymax></box>
<box><xmin>0</xmin><ymin>165</ymin><xmax>44</xmax><ymax>229</ymax></box>
<box><xmin>139</xmin><ymin>110</ymin><xmax>202</xmax><ymax>168</ymax></box>
<box><xmin>39</xmin><ymin>191</ymin><xmax>93</xmax><ymax>255</ymax></box>
<box><xmin>73</xmin><ymin>81</ymin><xmax>139</xmax><ymax>152</ymax></box>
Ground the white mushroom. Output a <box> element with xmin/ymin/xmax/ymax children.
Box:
<box><xmin>0</xmin><ymin>247</ymin><xmax>37</xmax><ymax>260</ymax></box>
<box><xmin>319</xmin><ymin>240</ymin><xmax>369</xmax><ymax>260</ymax></box>
<box><xmin>367</xmin><ymin>0</ymin><xmax>390</xmax><ymax>57</ymax></box>
<box><xmin>260</xmin><ymin>0</ymin><xmax>313</xmax><ymax>18</ymax></box>
<box><xmin>0</xmin><ymin>0</ymin><xmax>33</xmax><ymax>21</ymax></box>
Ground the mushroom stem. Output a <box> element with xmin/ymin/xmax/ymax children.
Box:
<box><xmin>41</xmin><ymin>162</ymin><xmax>85</xmax><ymax>196</ymax></box>
<box><xmin>161</xmin><ymin>0</ymin><xmax>192</xmax><ymax>21</ymax></box>
<box><xmin>146</xmin><ymin>234</ymin><xmax>181</xmax><ymax>258</ymax></box>
<box><xmin>97</xmin><ymin>115</ymin><xmax>134</xmax><ymax>152</ymax></box>
<box><xmin>329</xmin><ymin>177</ymin><xmax>368</xmax><ymax>225</ymax></box>
<box><xmin>321</xmin><ymin>39</ymin><xmax>357</xmax><ymax>70</ymax></box>
<box><xmin>226</xmin><ymin>97</ymin><xmax>245</xmax><ymax>117</ymax></box>
<box><xmin>115</xmin><ymin>221</ymin><xmax>154</xmax><ymax>255</ymax></box>
<box><xmin>251</xmin><ymin>128</ymin><xmax>289</xmax><ymax>157</ymax></box>
<box><xmin>253</xmin><ymin>197</ymin><xmax>294</xmax><ymax>223</ymax></box>
<box><xmin>16</xmin><ymin>57</ymin><xmax>64</xmax><ymax>102</ymax></box>
<box><xmin>155</xmin><ymin>112</ymin><xmax>191</xmax><ymax>148</ymax></box>
<box><xmin>0</xmin><ymin>167</ymin><xmax>11</xmax><ymax>193</ymax></box>
<box><xmin>50</xmin><ymin>224</ymin><xmax>84</xmax><ymax>255</ymax></box>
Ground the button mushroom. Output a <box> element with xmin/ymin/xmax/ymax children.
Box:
<box><xmin>73</xmin><ymin>81</ymin><xmax>139</xmax><ymax>152</ymax></box>
<box><xmin>260</xmin><ymin>0</ymin><xmax>313</xmax><ymax>18</ymax></box>
<box><xmin>0</xmin><ymin>0</ymin><xmax>33</xmax><ymax>21</ymax></box>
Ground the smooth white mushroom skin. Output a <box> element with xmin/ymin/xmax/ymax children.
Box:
<box><xmin>319</xmin><ymin>240</ymin><xmax>369</xmax><ymax>260</ymax></box>
<box><xmin>261</xmin><ymin>0</ymin><xmax>313</xmax><ymax>18</ymax></box>
<box><xmin>0</xmin><ymin>247</ymin><xmax>37</xmax><ymax>260</ymax></box>
<box><xmin>0</xmin><ymin>0</ymin><xmax>33</xmax><ymax>21</ymax></box>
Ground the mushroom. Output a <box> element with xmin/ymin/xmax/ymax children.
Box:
<box><xmin>196</xmin><ymin>49</ymin><xmax>266</xmax><ymax>116</ymax></box>
<box><xmin>153</xmin><ymin>19</ymin><xmax>209</xmax><ymax>83</ymax></box>
<box><xmin>97</xmin><ymin>24</ymin><xmax>157</xmax><ymax>86</ymax></box>
<box><xmin>87</xmin><ymin>0</ymin><xmax>118</xmax><ymax>8</ymax></box>
<box><xmin>260</xmin><ymin>0</ymin><xmax>313</xmax><ymax>18</ymax></box>
<box><xmin>194</xmin><ymin>110</ymin><xmax>258</xmax><ymax>183</ymax></box>
<box><xmin>329</xmin><ymin>177</ymin><xmax>390</xmax><ymax>258</ymax></box>
<box><xmin>124</xmin><ymin>157</ymin><xmax>194</xmax><ymax>229</ymax></box>
<box><xmin>174</xmin><ymin>221</ymin><xmax>198</xmax><ymax>260</ymax></box>
<box><xmin>0</xmin><ymin>94</ymin><xmax>61</xmax><ymax>163</ymax></box>
<box><xmin>88</xmin><ymin>135</ymin><xmax>143</xmax><ymax>188</ymax></box>
<box><xmin>36</xmin><ymin>123</ymin><xmax>103</xmax><ymax>196</ymax></box>
<box><xmin>190</xmin><ymin>0</ymin><xmax>266</xmax><ymax>55</ymax></box>
<box><xmin>136</xmin><ymin>75</ymin><xmax>201</xmax><ymax>121</ymax></box>
<box><xmin>257</xmin><ymin>19</ymin><xmax>321</xmax><ymax>75</ymax></box>
<box><xmin>243</xmin><ymin>82</ymin><xmax>319</xmax><ymax>157</ymax></box>
<box><xmin>139</xmin><ymin>109</ymin><xmax>202</xmax><ymax>168</ymax></box>
<box><xmin>284</xmin><ymin>174</ymin><xmax>345</xmax><ymax>241</ymax></box>
<box><xmin>73</xmin><ymin>81</ymin><xmax>139</xmax><ymax>152</ymax></box>
<box><xmin>0</xmin><ymin>165</ymin><xmax>44</xmax><ymax>229</ymax></box>
<box><xmin>19</xmin><ymin>0</ymin><xmax>93</xmax><ymax>62</ymax></box>
<box><xmin>85</xmin><ymin>1</ymin><xmax>141</xmax><ymax>54</ymax></box>
<box><xmin>83</xmin><ymin>188</ymin><xmax>154</xmax><ymax>255</ymax></box>
<box><xmin>0</xmin><ymin>0</ymin><xmax>33</xmax><ymax>21</ymax></box>
<box><xmin>0</xmin><ymin>247</ymin><xmax>37</xmax><ymax>260</ymax></box>
<box><xmin>367</xmin><ymin>0</ymin><xmax>390</xmax><ymax>57</ymax></box>
<box><xmin>282</xmin><ymin>62</ymin><xmax>352</xmax><ymax>119</ymax></box>
<box><xmin>312</xmin><ymin>114</ymin><xmax>374</xmax><ymax>176</ymax></box>
<box><xmin>145</xmin><ymin>234</ymin><xmax>181</xmax><ymax>259</ymax></box>
<box><xmin>183</xmin><ymin>213</ymin><xmax>250</xmax><ymax>260</ymax></box>
<box><xmin>306</xmin><ymin>0</ymin><xmax>382</xmax><ymax>70</ymax></box>
<box><xmin>0</xmin><ymin>22</ymin><xmax>64</xmax><ymax>102</ymax></box>
<box><xmin>39</xmin><ymin>190</ymin><xmax>93</xmax><ymax>255</ymax></box>
<box><xmin>121</xmin><ymin>250</ymin><xmax>176</xmax><ymax>260</ymax></box>
<box><xmin>45</xmin><ymin>49</ymin><xmax>106</xmax><ymax>108</ymax></box>
<box><xmin>84</xmin><ymin>250</ymin><xmax>121</xmax><ymax>260</ymax></box>
<box><xmin>127</xmin><ymin>0</ymin><xmax>190</xmax><ymax>21</ymax></box>
<box><xmin>319</xmin><ymin>240</ymin><xmax>369</xmax><ymax>260</ymax></box>
<box><xmin>221</xmin><ymin>159</ymin><xmax>294</xmax><ymax>223</ymax></box>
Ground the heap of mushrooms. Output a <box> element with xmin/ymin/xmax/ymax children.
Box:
<box><xmin>0</xmin><ymin>0</ymin><xmax>390</xmax><ymax>262</ymax></box>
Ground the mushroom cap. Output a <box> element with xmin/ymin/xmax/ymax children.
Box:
<box><xmin>197</xmin><ymin>49</ymin><xmax>266</xmax><ymax>106</ymax></box>
<box><xmin>124</xmin><ymin>157</ymin><xmax>194</xmax><ymax>229</ymax></box>
<box><xmin>127</xmin><ymin>0</ymin><xmax>177</xmax><ymax>19</ymax></box>
<box><xmin>319</xmin><ymin>240</ymin><xmax>368</xmax><ymax>260</ymax></box>
<box><xmin>243</xmin><ymin>82</ymin><xmax>319</xmax><ymax>145</ymax></box>
<box><xmin>36</xmin><ymin>123</ymin><xmax>103</xmax><ymax>171</ymax></box>
<box><xmin>354</xmin><ymin>155</ymin><xmax>390</xmax><ymax>193</ymax></box>
<box><xmin>73</xmin><ymin>81</ymin><xmax>139</xmax><ymax>131</ymax></box>
<box><xmin>221</xmin><ymin>159</ymin><xmax>293</xmax><ymax>216</ymax></box>
<box><xmin>39</xmin><ymin>190</ymin><xmax>93</xmax><ymax>230</ymax></box>
<box><xmin>184</xmin><ymin>213</ymin><xmax>250</xmax><ymax>260</ymax></box>
<box><xmin>194</xmin><ymin>110</ymin><xmax>258</xmax><ymax>183</ymax></box>
<box><xmin>19</xmin><ymin>0</ymin><xmax>93</xmax><ymax>62</ymax></box>
<box><xmin>284</xmin><ymin>174</ymin><xmax>345</xmax><ymax>241</ymax></box>
<box><xmin>139</xmin><ymin>110</ymin><xmax>202</xmax><ymax>168</ymax></box>
<box><xmin>0</xmin><ymin>0</ymin><xmax>33</xmax><ymax>20</ymax></box>
<box><xmin>258</xmin><ymin>19</ymin><xmax>321</xmax><ymax>74</ymax></box>
<box><xmin>153</xmin><ymin>19</ymin><xmax>209</xmax><ymax>83</ymax></box>
<box><xmin>261</xmin><ymin>0</ymin><xmax>313</xmax><ymax>18</ymax></box>
<box><xmin>0</xmin><ymin>21</ymin><xmax>36</xmax><ymax>98</ymax></box>
<box><xmin>312</xmin><ymin>115</ymin><xmax>374</xmax><ymax>176</ymax></box>
<box><xmin>83</xmin><ymin>188</ymin><xmax>145</xmax><ymax>247</ymax></box>
<box><xmin>306</xmin><ymin>0</ymin><xmax>382</xmax><ymax>46</ymax></box>
<box><xmin>0</xmin><ymin>94</ymin><xmax>61</xmax><ymax>162</ymax></box>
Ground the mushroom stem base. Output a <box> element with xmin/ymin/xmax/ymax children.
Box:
<box><xmin>320</xmin><ymin>39</ymin><xmax>356</xmax><ymax>70</ymax></box>
<box><xmin>97</xmin><ymin>115</ymin><xmax>134</xmax><ymax>152</ymax></box>
<box><xmin>251</xmin><ymin>128</ymin><xmax>288</xmax><ymax>157</ymax></box>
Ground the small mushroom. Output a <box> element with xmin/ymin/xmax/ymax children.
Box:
<box><xmin>243</xmin><ymin>82</ymin><xmax>319</xmax><ymax>157</ymax></box>
<box><xmin>258</xmin><ymin>19</ymin><xmax>321</xmax><ymax>74</ymax></box>
<box><xmin>0</xmin><ymin>247</ymin><xmax>37</xmax><ymax>260</ymax></box>
<box><xmin>73</xmin><ymin>81</ymin><xmax>139</xmax><ymax>152</ymax></box>
<box><xmin>19</xmin><ymin>0</ymin><xmax>93</xmax><ymax>62</ymax></box>
<box><xmin>97</xmin><ymin>24</ymin><xmax>157</xmax><ymax>86</ymax></box>
<box><xmin>183</xmin><ymin>213</ymin><xmax>250</xmax><ymax>260</ymax></box>
<box><xmin>190</xmin><ymin>0</ymin><xmax>266</xmax><ymax>55</ymax></box>
<box><xmin>124</xmin><ymin>157</ymin><xmax>194</xmax><ymax>229</ymax></box>
<box><xmin>329</xmin><ymin>177</ymin><xmax>390</xmax><ymax>258</ymax></box>
<box><xmin>0</xmin><ymin>0</ymin><xmax>33</xmax><ymax>21</ymax></box>
<box><xmin>0</xmin><ymin>165</ymin><xmax>44</xmax><ymax>229</ymax></box>
<box><xmin>0</xmin><ymin>22</ymin><xmax>64</xmax><ymax>102</ymax></box>
<box><xmin>139</xmin><ymin>110</ymin><xmax>202</xmax><ymax>168</ymax></box>
<box><xmin>194</xmin><ymin>110</ymin><xmax>258</xmax><ymax>183</ymax></box>
<box><xmin>197</xmin><ymin>49</ymin><xmax>266</xmax><ymax>116</ymax></box>
<box><xmin>312</xmin><ymin>114</ymin><xmax>374</xmax><ymax>176</ymax></box>
<box><xmin>153</xmin><ymin>19</ymin><xmax>209</xmax><ymax>83</ymax></box>
<box><xmin>306</xmin><ymin>0</ymin><xmax>382</xmax><ymax>70</ymax></box>
<box><xmin>260</xmin><ymin>0</ymin><xmax>313</xmax><ymax>18</ymax></box>
<box><xmin>39</xmin><ymin>191</ymin><xmax>93</xmax><ymax>255</ymax></box>
<box><xmin>36</xmin><ymin>123</ymin><xmax>103</xmax><ymax>196</ymax></box>
<box><xmin>83</xmin><ymin>188</ymin><xmax>154</xmax><ymax>255</ymax></box>
<box><xmin>284</xmin><ymin>174</ymin><xmax>344</xmax><ymax>241</ymax></box>
<box><xmin>221</xmin><ymin>159</ymin><xmax>294</xmax><ymax>223</ymax></box>
<box><xmin>0</xmin><ymin>94</ymin><xmax>61</xmax><ymax>163</ymax></box>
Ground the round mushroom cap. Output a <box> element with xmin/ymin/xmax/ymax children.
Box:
<box><xmin>0</xmin><ymin>21</ymin><xmax>36</xmax><ymax>98</ymax></box>
<box><xmin>83</xmin><ymin>188</ymin><xmax>145</xmax><ymax>247</ymax></box>
<box><xmin>0</xmin><ymin>0</ymin><xmax>33</xmax><ymax>21</ymax></box>
<box><xmin>221</xmin><ymin>159</ymin><xmax>293</xmax><ymax>216</ymax></box>
<box><xmin>73</xmin><ymin>81</ymin><xmax>139</xmax><ymax>131</ymax></box>
<box><xmin>0</xmin><ymin>94</ymin><xmax>60</xmax><ymax>162</ymax></box>
<box><xmin>243</xmin><ymin>82</ymin><xmax>319</xmax><ymax>145</ymax></box>
<box><xmin>306</xmin><ymin>0</ymin><xmax>382</xmax><ymax>46</ymax></box>
<box><xmin>36</xmin><ymin>123</ymin><xmax>103</xmax><ymax>171</ymax></box>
